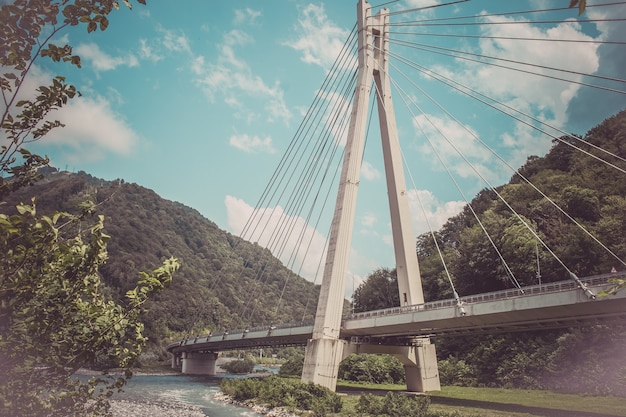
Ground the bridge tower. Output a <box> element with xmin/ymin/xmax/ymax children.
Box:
<box><xmin>302</xmin><ymin>0</ymin><xmax>440</xmax><ymax>392</ymax></box>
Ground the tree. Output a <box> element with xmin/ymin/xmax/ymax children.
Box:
<box><xmin>0</xmin><ymin>1</ymin><xmax>180</xmax><ymax>415</ymax></box>
<box><xmin>352</xmin><ymin>267</ymin><xmax>399</xmax><ymax>312</ymax></box>
<box><xmin>222</xmin><ymin>356</ymin><xmax>255</xmax><ymax>374</ymax></box>
<box><xmin>278</xmin><ymin>353</ymin><xmax>304</xmax><ymax>377</ymax></box>
<box><xmin>338</xmin><ymin>353</ymin><xmax>405</xmax><ymax>384</ymax></box>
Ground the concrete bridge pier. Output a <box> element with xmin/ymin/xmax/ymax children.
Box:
<box><xmin>181</xmin><ymin>351</ymin><xmax>218</xmax><ymax>375</ymax></box>
<box><xmin>344</xmin><ymin>338</ymin><xmax>441</xmax><ymax>392</ymax></box>
<box><xmin>171</xmin><ymin>352</ymin><xmax>182</xmax><ymax>370</ymax></box>
<box><xmin>302</xmin><ymin>338</ymin><xmax>347</xmax><ymax>392</ymax></box>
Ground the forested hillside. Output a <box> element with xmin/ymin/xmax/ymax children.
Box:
<box><xmin>417</xmin><ymin>109</ymin><xmax>626</xmax><ymax>300</ymax></box>
<box><xmin>2</xmin><ymin>172</ymin><xmax>320</xmax><ymax>355</ymax></box>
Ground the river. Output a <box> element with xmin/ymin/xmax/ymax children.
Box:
<box><xmin>111</xmin><ymin>374</ymin><xmax>263</xmax><ymax>417</ymax></box>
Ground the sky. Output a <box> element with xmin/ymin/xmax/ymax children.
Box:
<box><xmin>8</xmin><ymin>0</ymin><xmax>626</xmax><ymax>297</ymax></box>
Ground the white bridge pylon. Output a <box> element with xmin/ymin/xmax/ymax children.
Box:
<box><xmin>301</xmin><ymin>0</ymin><xmax>440</xmax><ymax>392</ymax></box>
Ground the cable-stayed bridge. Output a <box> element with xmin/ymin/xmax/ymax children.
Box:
<box><xmin>168</xmin><ymin>272</ymin><xmax>625</xmax><ymax>347</ymax></box>
<box><xmin>168</xmin><ymin>0</ymin><xmax>626</xmax><ymax>393</ymax></box>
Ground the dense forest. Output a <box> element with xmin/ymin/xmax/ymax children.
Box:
<box><xmin>2</xmin><ymin>171</ymin><xmax>320</xmax><ymax>358</ymax></box>
<box><xmin>353</xmin><ymin>109</ymin><xmax>626</xmax><ymax>396</ymax></box>
<box><xmin>418</xmin><ymin>109</ymin><xmax>626</xmax><ymax>300</ymax></box>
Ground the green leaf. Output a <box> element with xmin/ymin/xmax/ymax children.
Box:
<box><xmin>568</xmin><ymin>0</ymin><xmax>586</xmax><ymax>15</ymax></box>
<box><xmin>99</xmin><ymin>16</ymin><xmax>109</xmax><ymax>31</ymax></box>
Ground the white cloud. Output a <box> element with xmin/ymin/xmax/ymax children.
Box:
<box><xmin>417</xmin><ymin>12</ymin><xmax>603</xmax><ymax>180</ymax></box>
<box><xmin>159</xmin><ymin>27</ymin><xmax>191</xmax><ymax>54</ymax></box>
<box><xmin>408</xmin><ymin>189</ymin><xmax>465</xmax><ymax>235</ymax></box>
<box><xmin>284</xmin><ymin>4</ymin><xmax>350</xmax><ymax>70</ymax></box>
<box><xmin>43</xmin><ymin>95</ymin><xmax>139</xmax><ymax>162</ymax></box>
<box><xmin>224</xmin><ymin>195</ymin><xmax>387</xmax><ymax>298</ymax></box>
<box><xmin>192</xmin><ymin>26</ymin><xmax>292</xmax><ymax>126</ymax></box>
<box><xmin>404</xmin><ymin>0</ymin><xmax>440</xmax><ymax>7</ymax></box>
<box><xmin>0</xmin><ymin>65</ymin><xmax>139</xmax><ymax>163</ymax></box>
<box><xmin>225</xmin><ymin>195</ymin><xmax>328</xmax><ymax>282</ymax></box>
<box><xmin>234</xmin><ymin>8</ymin><xmax>261</xmax><ymax>26</ymax></box>
<box><xmin>75</xmin><ymin>43</ymin><xmax>139</xmax><ymax>72</ymax></box>
<box><xmin>464</xmin><ymin>14</ymin><xmax>599</xmax><ymax>128</ymax></box>
<box><xmin>138</xmin><ymin>38</ymin><xmax>163</xmax><ymax>62</ymax></box>
<box><xmin>413</xmin><ymin>113</ymin><xmax>498</xmax><ymax>182</ymax></box>
<box><xmin>361</xmin><ymin>160</ymin><xmax>381</xmax><ymax>181</ymax></box>
<box><xmin>361</xmin><ymin>212</ymin><xmax>378</xmax><ymax>228</ymax></box>
<box><xmin>229</xmin><ymin>133</ymin><xmax>276</xmax><ymax>154</ymax></box>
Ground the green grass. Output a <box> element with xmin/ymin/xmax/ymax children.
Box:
<box><xmin>333</xmin><ymin>382</ymin><xmax>626</xmax><ymax>417</ymax></box>
<box><xmin>431</xmin><ymin>386</ymin><xmax>626</xmax><ymax>416</ymax></box>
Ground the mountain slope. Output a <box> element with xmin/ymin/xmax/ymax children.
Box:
<box><xmin>2</xmin><ymin>171</ymin><xmax>320</xmax><ymax>350</ymax></box>
<box><xmin>417</xmin><ymin>108</ymin><xmax>626</xmax><ymax>300</ymax></box>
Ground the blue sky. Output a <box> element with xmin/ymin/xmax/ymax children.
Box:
<box><xmin>13</xmin><ymin>0</ymin><xmax>626</xmax><ymax>296</ymax></box>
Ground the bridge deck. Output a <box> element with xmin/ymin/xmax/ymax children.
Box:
<box><xmin>167</xmin><ymin>273</ymin><xmax>626</xmax><ymax>354</ymax></box>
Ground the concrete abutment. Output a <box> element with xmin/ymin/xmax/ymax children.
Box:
<box><xmin>180</xmin><ymin>351</ymin><xmax>218</xmax><ymax>375</ymax></box>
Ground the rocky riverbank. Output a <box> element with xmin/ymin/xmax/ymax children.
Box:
<box><xmin>213</xmin><ymin>391</ymin><xmax>299</xmax><ymax>417</ymax></box>
<box><xmin>110</xmin><ymin>399</ymin><xmax>206</xmax><ymax>417</ymax></box>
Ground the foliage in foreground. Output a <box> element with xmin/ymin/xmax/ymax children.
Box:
<box><xmin>220</xmin><ymin>375</ymin><xmax>342</xmax><ymax>416</ymax></box>
<box><xmin>0</xmin><ymin>200</ymin><xmax>179</xmax><ymax>416</ymax></box>
<box><xmin>0</xmin><ymin>0</ymin><xmax>182</xmax><ymax>415</ymax></box>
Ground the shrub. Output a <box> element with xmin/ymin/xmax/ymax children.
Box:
<box><xmin>278</xmin><ymin>354</ymin><xmax>304</xmax><ymax>376</ymax></box>
<box><xmin>355</xmin><ymin>392</ymin><xmax>430</xmax><ymax>417</ymax></box>
<box><xmin>438</xmin><ymin>357</ymin><xmax>477</xmax><ymax>386</ymax></box>
<box><xmin>339</xmin><ymin>354</ymin><xmax>406</xmax><ymax>384</ymax></box>
<box><xmin>222</xmin><ymin>357</ymin><xmax>255</xmax><ymax>374</ymax></box>
<box><xmin>220</xmin><ymin>377</ymin><xmax>261</xmax><ymax>401</ymax></box>
<box><xmin>220</xmin><ymin>375</ymin><xmax>342</xmax><ymax>415</ymax></box>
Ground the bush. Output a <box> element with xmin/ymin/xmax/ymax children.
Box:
<box><xmin>220</xmin><ymin>377</ymin><xmax>260</xmax><ymax>401</ymax></box>
<box><xmin>355</xmin><ymin>392</ymin><xmax>430</xmax><ymax>417</ymax></box>
<box><xmin>339</xmin><ymin>354</ymin><xmax>405</xmax><ymax>384</ymax></box>
<box><xmin>222</xmin><ymin>357</ymin><xmax>255</xmax><ymax>374</ymax></box>
<box><xmin>278</xmin><ymin>354</ymin><xmax>304</xmax><ymax>376</ymax></box>
<box><xmin>220</xmin><ymin>375</ymin><xmax>342</xmax><ymax>415</ymax></box>
<box><xmin>438</xmin><ymin>357</ymin><xmax>477</xmax><ymax>386</ymax></box>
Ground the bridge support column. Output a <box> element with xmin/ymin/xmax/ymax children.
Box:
<box><xmin>181</xmin><ymin>351</ymin><xmax>218</xmax><ymax>375</ymax></box>
<box><xmin>403</xmin><ymin>341</ymin><xmax>441</xmax><ymax>393</ymax></box>
<box><xmin>171</xmin><ymin>352</ymin><xmax>182</xmax><ymax>370</ymax></box>
<box><xmin>344</xmin><ymin>338</ymin><xmax>440</xmax><ymax>393</ymax></box>
<box><xmin>302</xmin><ymin>338</ymin><xmax>346</xmax><ymax>392</ymax></box>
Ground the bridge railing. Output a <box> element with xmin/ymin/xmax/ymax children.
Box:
<box><xmin>344</xmin><ymin>272</ymin><xmax>624</xmax><ymax>321</ymax></box>
<box><xmin>225</xmin><ymin>320</ymin><xmax>315</xmax><ymax>337</ymax></box>
<box><xmin>174</xmin><ymin>320</ymin><xmax>316</xmax><ymax>347</ymax></box>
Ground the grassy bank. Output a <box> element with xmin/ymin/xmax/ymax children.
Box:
<box><xmin>335</xmin><ymin>381</ymin><xmax>626</xmax><ymax>417</ymax></box>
